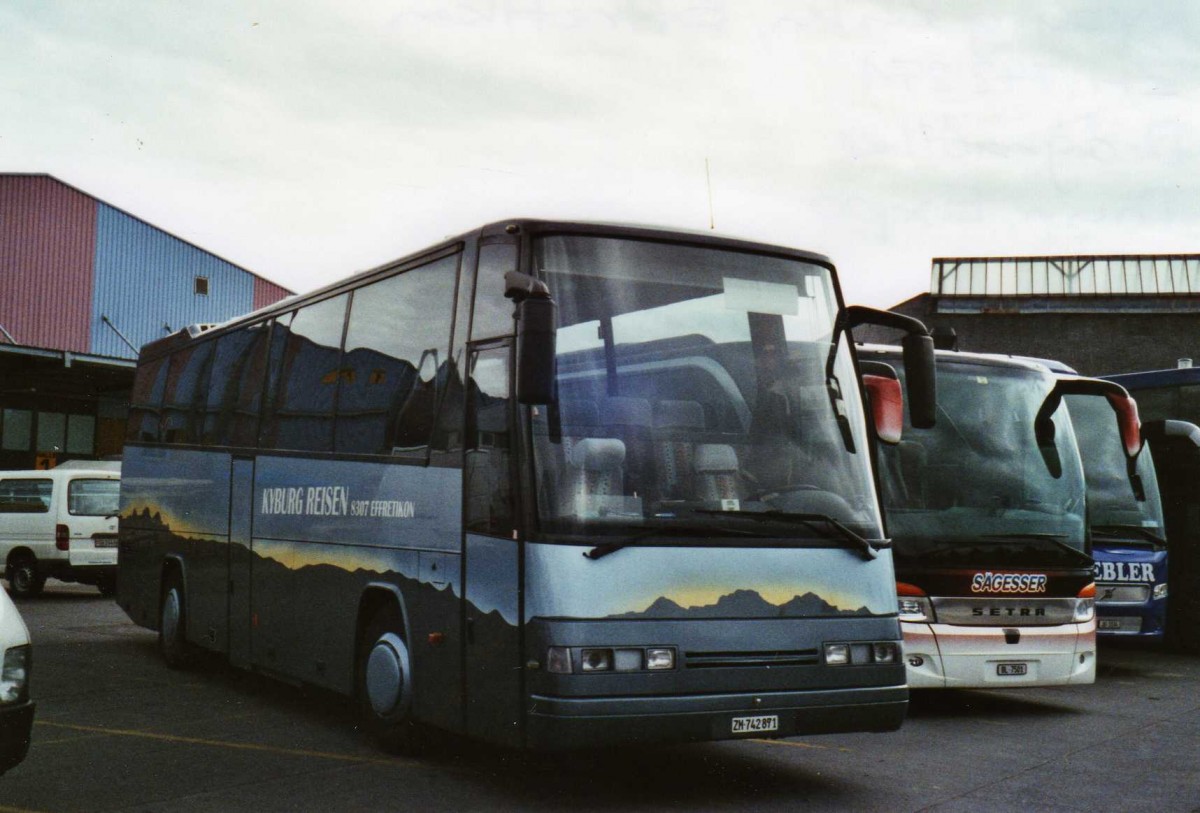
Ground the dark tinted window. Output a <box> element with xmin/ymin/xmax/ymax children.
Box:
<box><xmin>260</xmin><ymin>295</ymin><xmax>349</xmax><ymax>452</ymax></box>
<box><xmin>205</xmin><ymin>323</ymin><xmax>273</xmax><ymax>448</ymax></box>
<box><xmin>335</xmin><ymin>256</ymin><xmax>458</xmax><ymax>456</ymax></box>
<box><xmin>161</xmin><ymin>341</ymin><xmax>214</xmax><ymax>444</ymax></box>
<box><xmin>204</xmin><ymin>322</ymin><xmax>271</xmax><ymax>448</ymax></box>
<box><xmin>126</xmin><ymin>355</ymin><xmax>169</xmax><ymax>443</ymax></box>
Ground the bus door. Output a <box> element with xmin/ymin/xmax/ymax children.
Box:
<box><xmin>227</xmin><ymin>456</ymin><xmax>254</xmax><ymax>669</ymax></box>
<box><xmin>462</xmin><ymin>341</ymin><xmax>524</xmax><ymax>747</ymax></box>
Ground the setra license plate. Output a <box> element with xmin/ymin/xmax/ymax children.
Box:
<box><xmin>731</xmin><ymin>714</ymin><xmax>779</xmax><ymax>734</ymax></box>
<box><xmin>996</xmin><ymin>662</ymin><xmax>1028</xmax><ymax>677</ymax></box>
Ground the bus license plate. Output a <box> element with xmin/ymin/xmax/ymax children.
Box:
<box><xmin>732</xmin><ymin>714</ymin><xmax>779</xmax><ymax>734</ymax></box>
<box><xmin>996</xmin><ymin>663</ymin><xmax>1028</xmax><ymax>676</ymax></box>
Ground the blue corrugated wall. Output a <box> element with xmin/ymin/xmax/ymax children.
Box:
<box><xmin>90</xmin><ymin>203</ymin><xmax>258</xmax><ymax>358</ymax></box>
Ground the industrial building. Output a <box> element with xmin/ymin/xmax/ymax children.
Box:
<box><xmin>0</xmin><ymin>174</ymin><xmax>291</xmax><ymax>469</ymax></box>
<box><xmin>875</xmin><ymin>254</ymin><xmax>1200</xmax><ymax>377</ymax></box>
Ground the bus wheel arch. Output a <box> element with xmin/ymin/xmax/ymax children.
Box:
<box><xmin>356</xmin><ymin>588</ymin><xmax>418</xmax><ymax>752</ymax></box>
<box><xmin>6</xmin><ymin>549</ymin><xmax>45</xmax><ymax>598</ymax></box>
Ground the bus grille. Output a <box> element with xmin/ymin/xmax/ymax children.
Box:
<box><xmin>684</xmin><ymin>650</ymin><xmax>820</xmax><ymax>669</ymax></box>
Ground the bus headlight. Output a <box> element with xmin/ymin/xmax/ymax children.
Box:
<box><xmin>897</xmin><ymin>582</ymin><xmax>934</xmax><ymax>623</ymax></box>
<box><xmin>1075</xmin><ymin>582</ymin><xmax>1096</xmax><ymax>622</ymax></box>
<box><xmin>547</xmin><ymin>646</ymin><xmax>677</xmax><ymax>674</ymax></box>
<box><xmin>825</xmin><ymin>641</ymin><xmax>901</xmax><ymax>665</ymax></box>
<box><xmin>1</xmin><ymin>645</ymin><xmax>30</xmax><ymax>705</ymax></box>
<box><xmin>646</xmin><ymin>648</ymin><xmax>675</xmax><ymax>670</ymax></box>
<box><xmin>580</xmin><ymin>649</ymin><xmax>613</xmax><ymax>672</ymax></box>
<box><xmin>1153</xmin><ymin>582</ymin><xmax>1168</xmax><ymax>600</ymax></box>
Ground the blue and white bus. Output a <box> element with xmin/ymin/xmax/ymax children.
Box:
<box><xmin>116</xmin><ymin>220</ymin><xmax>938</xmax><ymax>752</ymax></box>
<box><xmin>1103</xmin><ymin>366</ymin><xmax>1200</xmax><ymax>653</ymax></box>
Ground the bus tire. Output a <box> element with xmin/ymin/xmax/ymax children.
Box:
<box><xmin>159</xmin><ymin>573</ymin><xmax>195</xmax><ymax>669</ymax></box>
<box><xmin>357</xmin><ymin>605</ymin><xmax>418</xmax><ymax>754</ymax></box>
<box><xmin>7</xmin><ymin>556</ymin><xmax>45</xmax><ymax>599</ymax></box>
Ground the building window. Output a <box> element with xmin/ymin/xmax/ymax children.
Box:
<box><xmin>195</xmin><ymin>276</ymin><xmax>210</xmax><ymax>296</ymax></box>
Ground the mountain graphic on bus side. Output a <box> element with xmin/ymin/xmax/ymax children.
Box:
<box><xmin>616</xmin><ymin>588</ymin><xmax>869</xmax><ymax>619</ymax></box>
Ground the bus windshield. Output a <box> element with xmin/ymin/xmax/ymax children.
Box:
<box><xmin>876</xmin><ymin>358</ymin><xmax>1087</xmax><ymax>556</ymax></box>
<box><xmin>530</xmin><ymin>235</ymin><xmax>882</xmax><ymax>541</ymax></box>
<box><xmin>1066</xmin><ymin>393</ymin><xmax>1165</xmax><ymax>541</ymax></box>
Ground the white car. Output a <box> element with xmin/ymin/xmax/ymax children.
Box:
<box><xmin>0</xmin><ymin>466</ymin><xmax>121</xmax><ymax>597</ymax></box>
<box><xmin>0</xmin><ymin>586</ymin><xmax>33</xmax><ymax>775</ymax></box>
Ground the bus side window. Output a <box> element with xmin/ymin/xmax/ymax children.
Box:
<box><xmin>126</xmin><ymin>355</ymin><xmax>169</xmax><ymax>443</ymax></box>
<box><xmin>465</xmin><ymin>345</ymin><xmax>514</xmax><ymax>536</ymax></box>
<box><xmin>260</xmin><ymin>295</ymin><xmax>348</xmax><ymax>453</ymax></box>
<box><xmin>335</xmin><ymin>255</ymin><xmax>458</xmax><ymax>457</ymax></box>
<box><xmin>203</xmin><ymin>323</ymin><xmax>269</xmax><ymax>448</ymax></box>
<box><xmin>161</xmin><ymin>340</ymin><xmax>214</xmax><ymax>445</ymax></box>
<box><xmin>470</xmin><ymin>242</ymin><xmax>517</xmax><ymax>343</ymax></box>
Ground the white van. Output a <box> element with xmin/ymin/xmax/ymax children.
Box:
<box><xmin>0</xmin><ymin>467</ymin><xmax>121</xmax><ymax>597</ymax></box>
<box><xmin>0</xmin><ymin>586</ymin><xmax>33</xmax><ymax>775</ymax></box>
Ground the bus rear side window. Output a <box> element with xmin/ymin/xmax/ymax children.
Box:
<box><xmin>336</xmin><ymin>256</ymin><xmax>458</xmax><ymax>456</ymax></box>
<box><xmin>203</xmin><ymin>325</ymin><xmax>269</xmax><ymax>447</ymax></box>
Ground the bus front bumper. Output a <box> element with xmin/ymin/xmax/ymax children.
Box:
<box><xmin>1096</xmin><ymin>600</ymin><xmax>1166</xmax><ymax>639</ymax></box>
<box><xmin>524</xmin><ymin>685</ymin><xmax>907</xmax><ymax>750</ymax></box>
<box><xmin>902</xmin><ymin>620</ymin><xmax>1096</xmax><ymax>689</ymax></box>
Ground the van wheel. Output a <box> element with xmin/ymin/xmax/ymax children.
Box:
<box><xmin>7</xmin><ymin>558</ymin><xmax>45</xmax><ymax>598</ymax></box>
<box><xmin>357</xmin><ymin>605</ymin><xmax>419</xmax><ymax>753</ymax></box>
<box><xmin>159</xmin><ymin>574</ymin><xmax>195</xmax><ymax>669</ymax></box>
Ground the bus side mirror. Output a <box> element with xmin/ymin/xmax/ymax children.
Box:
<box><xmin>1104</xmin><ymin>391</ymin><xmax>1142</xmax><ymax>458</ymax></box>
<box><xmin>845</xmin><ymin>306</ymin><xmax>937</xmax><ymax>430</ymax></box>
<box><xmin>901</xmin><ymin>333</ymin><xmax>937</xmax><ymax>430</ymax></box>
<box><xmin>506</xmin><ymin>271</ymin><xmax>558</xmax><ymax>405</ymax></box>
<box><xmin>1143</xmin><ymin>418</ymin><xmax>1200</xmax><ymax>449</ymax></box>
<box><xmin>861</xmin><ymin>373</ymin><xmax>903</xmax><ymax>445</ymax></box>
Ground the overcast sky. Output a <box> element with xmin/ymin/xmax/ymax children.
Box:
<box><xmin>3</xmin><ymin>1</ymin><xmax>1198</xmax><ymax>307</ymax></box>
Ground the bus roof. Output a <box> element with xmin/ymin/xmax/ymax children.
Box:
<box><xmin>857</xmin><ymin>343</ymin><xmax>1059</xmax><ymax>375</ymax></box>
<box><xmin>137</xmin><ymin>219</ymin><xmax>836</xmax><ymax>361</ymax></box>
<box><xmin>1104</xmin><ymin>366</ymin><xmax>1200</xmax><ymax>390</ymax></box>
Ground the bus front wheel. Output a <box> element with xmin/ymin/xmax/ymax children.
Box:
<box><xmin>358</xmin><ymin>606</ymin><xmax>418</xmax><ymax>753</ymax></box>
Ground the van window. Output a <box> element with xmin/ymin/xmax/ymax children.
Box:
<box><xmin>0</xmin><ymin>479</ymin><xmax>53</xmax><ymax>513</ymax></box>
<box><xmin>68</xmin><ymin>479</ymin><xmax>120</xmax><ymax>516</ymax></box>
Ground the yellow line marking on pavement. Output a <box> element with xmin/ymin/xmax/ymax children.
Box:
<box><xmin>0</xmin><ymin>805</ymin><xmax>52</xmax><ymax>813</ymax></box>
<box><xmin>35</xmin><ymin>721</ymin><xmax>401</xmax><ymax>766</ymax></box>
<box><xmin>750</xmin><ymin>738</ymin><xmax>852</xmax><ymax>752</ymax></box>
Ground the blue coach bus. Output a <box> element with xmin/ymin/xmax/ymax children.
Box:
<box><xmin>1102</xmin><ymin>367</ymin><xmax>1200</xmax><ymax>653</ymax></box>
<box><xmin>116</xmin><ymin>220</ymin><xmax>937</xmax><ymax>752</ymax></box>
<box><xmin>1062</xmin><ymin>387</ymin><xmax>1169</xmax><ymax>641</ymax></box>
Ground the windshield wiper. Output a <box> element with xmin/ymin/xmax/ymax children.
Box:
<box><xmin>1090</xmin><ymin>524</ymin><xmax>1167</xmax><ymax>549</ymax></box>
<box><xmin>696</xmin><ymin>509</ymin><xmax>887</xmax><ymax>560</ymax></box>
<box><xmin>979</xmin><ymin>533</ymin><xmax>1092</xmax><ymax>564</ymax></box>
<box><xmin>583</xmin><ymin>523</ymin><xmax>764</xmax><ymax>561</ymax></box>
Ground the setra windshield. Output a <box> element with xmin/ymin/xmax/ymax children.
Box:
<box><xmin>529</xmin><ymin>235</ymin><xmax>883</xmax><ymax>543</ymax></box>
<box><xmin>1065</xmin><ymin>393</ymin><xmax>1165</xmax><ymax>544</ymax></box>
<box><xmin>874</xmin><ymin>356</ymin><xmax>1087</xmax><ymax>558</ymax></box>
